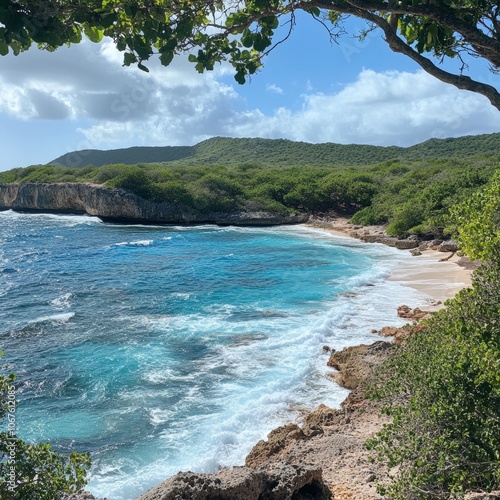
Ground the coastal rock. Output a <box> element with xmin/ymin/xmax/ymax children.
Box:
<box><xmin>438</xmin><ymin>240</ymin><xmax>458</xmax><ymax>252</ymax></box>
<box><xmin>429</xmin><ymin>239</ymin><xmax>444</xmax><ymax>250</ymax></box>
<box><xmin>326</xmin><ymin>341</ymin><xmax>393</xmax><ymax>390</ymax></box>
<box><xmin>379</xmin><ymin>325</ymin><xmax>413</xmax><ymax>345</ymax></box>
<box><xmin>0</xmin><ymin>183</ymin><xmax>308</xmax><ymax>226</ymax></box>
<box><xmin>397</xmin><ymin>305</ymin><xmax>432</xmax><ymax>320</ymax></box>
<box><xmin>302</xmin><ymin>405</ymin><xmax>341</xmax><ymax>434</ymax></box>
<box><xmin>394</xmin><ymin>239</ymin><xmax>419</xmax><ymax>250</ymax></box>
<box><xmin>59</xmin><ymin>492</ymin><xmax>105</xmax><ymax>500</ymax></box>
<box><xmin>245</xmin><ymin>424</ymin><xmax>305</xmax><ymax>468</ymax></box>
<box><xmin>379</xmin><ymin>326</ymin><xmax>400</xmax><ymax>337</ymax></box>
<box><xmin>136</xmin><ymin>464</ymin><xmax>330</xmax><ymax>500</ymax></box>
<box><xmin>410</xmin><ymin>248</ymin><xmax>422</xmax><ymax>256</ymax></box>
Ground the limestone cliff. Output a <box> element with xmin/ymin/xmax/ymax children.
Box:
<box><xmin>0</xmin><ymin>183</ymin><xmax>308</xmax><ymax>225</ymax></box>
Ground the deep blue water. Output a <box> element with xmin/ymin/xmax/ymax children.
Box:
<box><xmin>0</xmin><ymin>211</ymin><xmax>421</xmax><ymax>499</ymax></box>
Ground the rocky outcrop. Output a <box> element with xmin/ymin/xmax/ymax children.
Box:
<box><xmin>245</xmin><ymin>424</ymin><xmax>306</xmax><ymax>468</ymax></box>
<box><xmin>59</xmin><ymin>492</ymin><xmax>104</xmax><ymax>500</ymax></box>
<box><xmin>326</xmin><ymin>342</ymin><xmax>393</xmax><ymax>390</ymax></box>
<box><xmin>136</xmin><ymin>464</ymin><xmax>331</xmax><ymax>500</ymax></box>
<box><xmin>397</xmin><ymin>305</ymin><xmax>433</xmax><ymax>320</ymax></box>
<box><xmin>0</xmin><ymin>183</ymin><xmax>308</xmax><ymax>226</ymax></box>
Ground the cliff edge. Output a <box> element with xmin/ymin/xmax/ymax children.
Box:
<box><xmin>0</xmin><ymin>182</ymin><xmax>308</xmax><ymax>226</ymax></box>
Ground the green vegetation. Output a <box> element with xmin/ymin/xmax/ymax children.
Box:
<box><xmin>367</xmin><ymin>174</ymin><xmax>500</xmax><ymax>498</ymax></box>
<box><xmin>0</xmin><ymin>353</ymin><xmax>91</xmax><ymax>499</ymax></box>
<box><xmin>2</xmin><ymin>139</ymin><xmax>499</xmax><ymax>237</ymax></box>
<box><xmin>49</xmin><ymin>134</ymin><xmax>500</xmax><ymax>169</ymax></box>
<box><xmin>1</xmin><ymin>0</ymin><xmax>499</xmax><ymax>107</ymax></box>
<box><xmin>1</xmin><ymin>142</ymin><xmax>500</xmax><ymax>498</ymax></box>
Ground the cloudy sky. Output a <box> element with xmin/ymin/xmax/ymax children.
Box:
<box><xmin>1</xmin><ymin>12</ymin><xmax>500</xmax><ymax>171</ymax></box>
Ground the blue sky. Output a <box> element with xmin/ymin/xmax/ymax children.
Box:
<box><xmin>1</xmin><ymin>11</ymin><xmax>499</xmax><ymax>171</ymax></box>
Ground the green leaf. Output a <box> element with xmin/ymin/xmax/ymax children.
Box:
<box><xmin>84</xmin><ymin>25</ymin><xmax>104</xmax><ymax>43</ymax></box>
<box><xmin>123</xmin><ymin>52</ymin><xmax>137</xmax><ymax>66</ymax></box>
<box><xmin>0</xmin><ymin>41</ymin><xmax>9</xmax><ymax>56</ymax></box>
<box><xmin>234</xmin><ymin>70</ymin><xmax>246</xmax><ymax>84</ymax></box>
<box><xmin>253</xmin><ymin>34</ymin><xmax>271</xmax><ymax>51</ymax></box>
<box><xmin>160</xmin><ymin>50</ymin><xmax>174</xmax><ymax>66</ymax></box>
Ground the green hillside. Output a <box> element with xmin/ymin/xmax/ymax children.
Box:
<box><xmin>49</xmin><ymin>133</ymin><xmax>500</xmax><ymax>168</ymax></box>
<box><xmin>51</xmin><ymin>145</ymin><xmax>195</xmax><ymax>168</ymax></box>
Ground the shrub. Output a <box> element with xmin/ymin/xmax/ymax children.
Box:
<box><xmin>0</xmin><ymin>353</ymin><xmax>91</xmax><ymax>499</ymax></box>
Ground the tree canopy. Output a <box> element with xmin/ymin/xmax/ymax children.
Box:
<box><xmin>1</xmin><ymin>0</ymin><xmax>499</xmax><ymax>109</ymax></box>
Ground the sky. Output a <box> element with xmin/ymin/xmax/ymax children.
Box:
<box><xmin>1</xmin><ymin>11</ymin><xmax>500</xmax><ymax>171</ymax></box>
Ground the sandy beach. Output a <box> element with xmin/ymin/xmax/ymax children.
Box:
<box><xmin>305</xmin><ymin>218</ymin><xmax>474</xmax><ymax>309</ymax></box>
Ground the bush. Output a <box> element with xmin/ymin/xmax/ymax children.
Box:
<box><xmin>0</xmin><ymin>353</ymin><xmax>91</xmax><ymax>499</ymax></box>
<box><xmin>368</xmin><ymin>177</ymin><xmax>500</xmax><ymax>498</ymax></box>
<box><xmin>367</xmin><ymin>264</ymin><xmax>500</xmax><ymax>499</ymax></box>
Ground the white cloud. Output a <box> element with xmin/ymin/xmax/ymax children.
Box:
<box><xmin>0</xmin><ymin>38</ymin><xmax>499</xmax><ymax>158</ymax></box>
<box><xmin>224</xmin><ymin>69</ymin><xmax>500</xmax><ymax>146</ymax></box>
<box><xmin>266</xmin><ymin>83</ymin><xmax>284</xmax><ymax>94</ymax></box>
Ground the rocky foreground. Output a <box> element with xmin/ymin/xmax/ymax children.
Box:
<box><xmin>66</xmin><ymin>302</ymin><xmax>500</xmax><ymax>500</ymax></box>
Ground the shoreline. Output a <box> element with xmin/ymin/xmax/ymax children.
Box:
<box><xmin>133</xmin><ymin>220</ymin><xmax>476</xmax><ymax>500</ymax></box>
<box><xmin>304</xmin><ymin>219</ymin><xmax>473</xmax><ymax>308</ymax></box>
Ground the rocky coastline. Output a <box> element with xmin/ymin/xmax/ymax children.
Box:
<box><xmin>0</xmin><ymin>182</ymin><xmax>307</xmax><ymax>226</ymax></box>
<box><xmin>6</xmin><ymin>188</ymin><xmax>479</xmax><ymax>499</ymax></box>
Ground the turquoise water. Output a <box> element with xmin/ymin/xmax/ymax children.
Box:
<box><xmin>0</xmin><ymin>211</ymin><xmax>421</xmax><ymax>499</ymax></box>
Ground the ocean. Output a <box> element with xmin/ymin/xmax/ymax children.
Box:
<box><xmin>0</xmin><ymin>210</ymin><xmax>424</xmax><ymax>499</ymax></box>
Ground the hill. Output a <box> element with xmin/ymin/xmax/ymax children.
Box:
<box><xmin>51</xmin><ymin>145</ymin><xmax>195</xmax><ymax>168</ymax></box>
<box><xmin>49</xmin><ymin>133</ymin><xmax>500</xmax><ymax>168</ymax></box>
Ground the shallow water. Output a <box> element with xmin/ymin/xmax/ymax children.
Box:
<box><xmin>0</xmin><ymin>211</ymin><xmax>423</xmax><ymax>499</ymax></box>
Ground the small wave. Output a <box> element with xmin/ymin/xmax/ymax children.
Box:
<box><xmin>0</xmin><ymin>210</ymin><xmax>101</xmax><ymax>226</ymax></box>
<box><xmin>29</xmin><ymin>312</ymin><xmax>75</xmax><ymax>325</ymax></box>
<box><xmin>50</xmin><ymin>293</ymin><xmax>73</xmax><ymax>309</ymax></box>
<box><xmin>143</xmin><ymin>369</ymin><xmax>196</xmax><ymax>385</ymax></box>
<box><xmin>149</xmin><ymin>408</ymin><xmax>174</xmax><ymax>426</ymax></box>
<box><xmin>115</xmin><ymin>240</ymin><xmax>153</xmax><ymax>247</ymax></box>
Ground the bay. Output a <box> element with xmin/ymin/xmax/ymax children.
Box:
<box><xmin>0</xmin><ymin>210</ymin><xmax>422</xmax><ymax>499</ymax></box>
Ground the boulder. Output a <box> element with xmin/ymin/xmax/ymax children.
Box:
<box><xmin>379</xmin><ymin>326</ymin><xmax>400</xmax><ymax>337</ymax></box>
<box><xmin>326</xmin><ymin>341</ymin><xmax>393</xmax><ymax>390</ymax></box>
<box><xmin>136</xmin><ymin>464</ymin><xmax>331</xmax><ymax>500</ymax></box>
<box><xmin>60</xmin><ymin>493</ymin><xmax>104</xmax><ymax>500</ymax></box>
<box><xmin>302</xmin><ymin>404</ymin><xmax>341</xmax><ymax>434</ymax></box>
<box><xmin>429</xmin><ymin>239</ymin><xmax>444</xmax><ymax>250</ymax></box>
<box><xmin>245</xmin><ymin>423</ymin><xmax>305</xmax><ymax>468</ymax></box>
<box><xmin>438</xmin><ymin>240</ymin><xmax>458</xmax><ymax>252</ymax></box>
<box><xmin>397</xmin><ymin>305</ymin><xmax>432</xmax><ymax>320</ymax></box>
<box><xmin>394</xmin><ymin>239</ymin><xmax>419</xmax><ymax>250</ymax></box>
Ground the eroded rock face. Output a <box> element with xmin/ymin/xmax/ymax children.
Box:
<box><xmin>0</xmin><ymin>183</ymin><xmax>308</xmax><ymax>226</ymax></box>
<box><xmin>326</xmin><ymin>341</ymin><xmax>393</xmax><ymax>390</ymax></box>
<box><xmin>136</xmin><ymin>464</ymin><xmax>330</xmax><ymax>500</ymax></box>
<box><xmin>245</xmin><ymin>424</ymin><xmax>305</xmax><ymax>468</ymax></box>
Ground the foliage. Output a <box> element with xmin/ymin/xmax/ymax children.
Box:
<box><xmin>49</xmin><ymin>134</ymin><xmax>500</xmax><ymax>169</ymax></box>
<box><xmin>1</xmin><ymin>0</ymin><xmax>499</xmax><ymax>106</ymax></box>
<box><xmin>367</xmin><ymin>180</ymin><xmax>500</xmax><ymax>498</ymax></box>
<box><xmin>0</xmin><ymin>352</ymin><xmax>91</xmax><ymax>499</ymax></box>
<box><xmin>450</xmin><ymin>171</ymin><xmax>500</xmax><ymax>262</ymax></box>
<box><xmin>367</xmin><ymin>262</ymin><xmax>500</xmax><ymax>499</ymax></box>
<box><xmin>1</xmin><ymin>149</ymin><xmax>499</xmax><ymax>236</ymax></box>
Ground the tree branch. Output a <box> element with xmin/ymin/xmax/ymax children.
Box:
<box><xmin>315</xmin><ymin>0</ymin><xmax>500</xmax><ymax>68</ymax></box>
<box><xmin>304</xmin><ymin>0</ymin><xmax>500</xmax><ymax>110</ymax></box>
